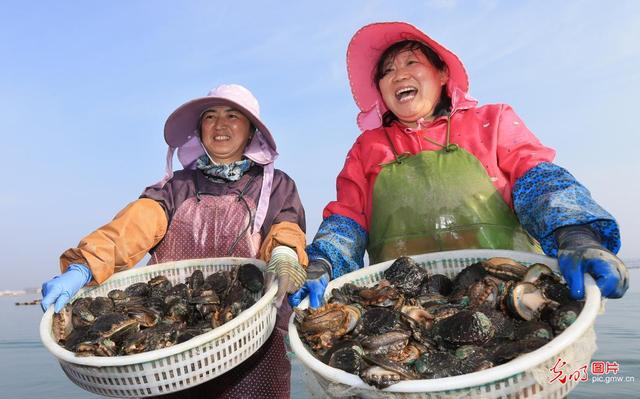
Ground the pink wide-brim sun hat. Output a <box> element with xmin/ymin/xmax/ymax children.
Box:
<box><xmin>347</xmin><ymin>21</ymin><xmax>469</xmax><ymax>131</ymax></box>
<box><xmin>164</xmin><ymin>84</ymin><xmax>277</xmax><ymax>156</ymax></box>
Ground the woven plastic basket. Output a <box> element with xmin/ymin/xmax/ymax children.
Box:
<box><xmin>289</xmin><ymin>249</ymin><xmax>601</xmax><ymax>399</ymax></box>
<box><xmin>40</xmin><ymin>257</ymin><xmax>278</xmax><ymax>397</ymax></box>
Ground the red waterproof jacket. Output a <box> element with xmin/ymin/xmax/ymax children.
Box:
<box><xmin>324</xmin><ymin>100</ymin><xmax>556</xmax><ymax>232</ymax></box>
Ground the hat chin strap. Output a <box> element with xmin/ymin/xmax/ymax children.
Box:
<box><xmin>199</xmin><ymin>140</ymin><xmax>219</xmax><ymax>165</ymax></box>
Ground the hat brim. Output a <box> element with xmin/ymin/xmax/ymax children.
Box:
<box><xmin>347</xmin><ymin>22</ymin><xmax>469</xmax><ymax>115</ymax></box>
<box><xmin>164</xmin><ymin>97</ymin><xmax>276</xmax><ymax>151</ymax></box>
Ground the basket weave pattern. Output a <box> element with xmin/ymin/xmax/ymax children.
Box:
<box><xmin>41</xmin><ymin>257</ymin><xmax>278</xmax><ymax>397</ymax></box>
<box><xmin>289</xmin><ymin>249</ymin><xmax>599</xmax><ymax>399</ymax></box>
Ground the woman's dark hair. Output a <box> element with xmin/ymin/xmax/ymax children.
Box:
<box><xmin>374</xmin><ymin>40</ymin><xmax>452</xmax><ymax>126</ymax></box>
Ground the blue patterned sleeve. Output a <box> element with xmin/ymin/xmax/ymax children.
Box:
<box><xmin>512</xmin><ymin>162</ymin><xmax>620</xmax><ymax>257</ymax></box>
<box><xmin>306</xmin><ymin>214</ymin><xmax>368</xmax><ymax>279</ymax></box>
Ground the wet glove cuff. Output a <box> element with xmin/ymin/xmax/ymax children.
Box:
<box><xmin>555</xmin><ymin>225</ymin><xmax>602</xmax><ymax>250</ymax></box>
<box><xmin>307</xmin><ymin>259</ymin><xmax>332</xmax><ymax>280</ymax></box>
<box><xmin>68</xmin><ymin>263</ymin><xmax>93</xmax><ymax>286</ymax></box>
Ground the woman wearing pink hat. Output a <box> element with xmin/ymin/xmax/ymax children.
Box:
<box><xmin>41</xmin><ymin>84</ymin><xmax>306</xmax><ymax>398</ymax></box>
<box><xmin>290</xmin><ymin>22</ymin><xmax>628</xmax><ymax>308</ymax></box>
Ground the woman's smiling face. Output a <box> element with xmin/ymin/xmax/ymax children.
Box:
<box><xmin>378</xmin><ymin>48</ymin><xmax>449</xmax><ymax>127</ymax></box>
<box><xmin>200</xmin><ymin>106</ymin><xmax>252</xmax><ymax>164</ymax></box>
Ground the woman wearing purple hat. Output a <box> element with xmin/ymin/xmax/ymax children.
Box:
<box><xmin>41</xmin><ymin>84</ymin><xmax>306</xmax><ymax>398</ymax></box>
<box><xmin>290</xmin><ymin>21</ymin><xmax>628</xmax><ymax>309</ymax></box>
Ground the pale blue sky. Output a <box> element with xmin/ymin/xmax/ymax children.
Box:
<box><xmin>2</xmin><ymin>1</ymin><xmax>639</xmax><ymax>289</ymax></box>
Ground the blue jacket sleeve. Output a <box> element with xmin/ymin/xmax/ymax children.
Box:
<box><xmin>513</xmin><ymin>162</ymin><xmax>620</xmax><ymax>257</ymax></box>
<box><xmin>306</xmin><ymin>214</ymin><xmax>368</xmax><ymax>279</ymax></box>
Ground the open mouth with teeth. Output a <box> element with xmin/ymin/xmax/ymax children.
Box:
<box><xmin>395</xmin><ymin>87</ymin><xmax>418</xmax><ymax>102</ymax></box>
<box><xmin>213</xmin><ymin>135</ymin><xmax>231</xmax><ymax>141</ymax></box>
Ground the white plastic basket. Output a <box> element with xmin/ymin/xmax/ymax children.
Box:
<box><xmin>289</xmin><ymin>249</ymin><xmax>601</xmax><ymax>399</ymax></box>
<box><xmin>40</xmin><ymin>257</ymin><xmax>278</xmax><ymax>397</ymax></box>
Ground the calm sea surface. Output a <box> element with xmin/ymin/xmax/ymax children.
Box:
<box><xmin>1</xmin><ymin>269</ymin><xmax>638</xmax><ymax>398</ymax></box>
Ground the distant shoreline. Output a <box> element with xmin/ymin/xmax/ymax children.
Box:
<box><xmin>0</xmin><ymin>289</ymin><xmax>40</xmax><ymax>298</ymax></box>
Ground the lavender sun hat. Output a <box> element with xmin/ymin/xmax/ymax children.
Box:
<box><xmin>156</xmin><ymin>84</ymin><xmax>279</xmax><ymax>233</ymax></box>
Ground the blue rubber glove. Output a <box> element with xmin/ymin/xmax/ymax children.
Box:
<box><xmin>555</xmin><ymin>225</ymin><xmax>629</xmax><ymax>300</ymax></box>
<box><xmin>41</xmin><ymin>264</ymin><xmax>92</xmax><ymax>313</ymax></box>
<box><xmin>288</xmin><ymin>259</ymin><xmax>330</xmax><ymax>309</ymax></box>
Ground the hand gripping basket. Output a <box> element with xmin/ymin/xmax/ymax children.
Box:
<box><xmin>289</xmin><ymin>249</ymin><xmax>601</xmax><ymax>399</ymax></box>
<box><xmin>40</xmin><ymin>257</ymin><xmax>278</xmax><ymax>397</ymax></box>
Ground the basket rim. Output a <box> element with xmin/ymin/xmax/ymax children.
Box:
<box><xmin>40</xmin><ymin>257</ymin><xmax>277</xmax><ymax>367</ymax></box>
<box><xmin>288</xmin><ymin>249</ymin><xmax>601</xmax><ymax>393</ymax></box>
